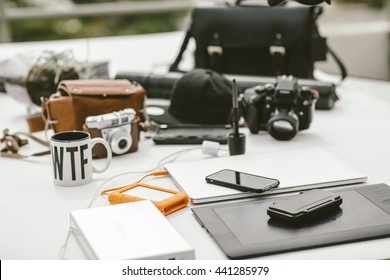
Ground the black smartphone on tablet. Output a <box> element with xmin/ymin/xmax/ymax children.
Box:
<box><xmin>205</xmin><ymin>169</ymin><xmax>279</xmax><ymax>193</ymax></box>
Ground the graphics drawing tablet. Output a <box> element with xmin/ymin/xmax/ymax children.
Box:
<box><xmin>191</xmin><ymin>184</ymin><xmax>390</xmax><ymax>259</ymax></box>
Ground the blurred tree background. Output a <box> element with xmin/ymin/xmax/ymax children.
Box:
<box><xmin>5</xmin><ymin>0</ymin><xmax>188</xmax><ymax>42</ymax></box>
<box><xmin>4</xmin><ymin>0</ymin><xmax>388</xmax><ymax>42</ymax></box>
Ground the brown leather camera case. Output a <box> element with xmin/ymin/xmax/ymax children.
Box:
<box><xmin>43</xmin><ymin>79</ymin><xmax>145</xmax><ymax>133</ymax></box>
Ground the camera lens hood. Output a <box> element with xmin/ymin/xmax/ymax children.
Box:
<box><xmin>267</xmin><ymin>113</ymin><xmax>299</xmax><ymax>141</ymax></box>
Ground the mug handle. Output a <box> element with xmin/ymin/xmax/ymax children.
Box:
<box><xmin>90</xmin><ymin>138</ymin><xmax>112</xmax><ymax>173</ymax></box>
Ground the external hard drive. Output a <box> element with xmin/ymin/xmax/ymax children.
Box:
<box><xmin>267</xmin><ymin>189</ymin><xmax>342</xmax><ymax>224</ymax></box>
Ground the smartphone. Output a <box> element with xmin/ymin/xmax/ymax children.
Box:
<box><xmin>205</xmin><ymin>169</ymin><xmax>279</xmax><ymax>193</ymax></box>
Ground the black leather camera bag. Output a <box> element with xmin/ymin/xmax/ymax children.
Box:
<box><xmin>170</xmin><ymin>3</ymin><xmax>347</xmax><ymax>80</ymax></box>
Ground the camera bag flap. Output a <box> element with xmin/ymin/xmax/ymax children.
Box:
<box><xmin>194</xmin><ymin>5</ymin><xmax>321</xmax><ymax>78</ymax></box>
<box><xmin>43</xmin><ymin>79</ymin><xmax>145</xmax><ymax>133</ymax></box>
<box><xmin>170</xmin><ymin>3</ymin><xmax>347</xmax><ymax>80</ymax></box>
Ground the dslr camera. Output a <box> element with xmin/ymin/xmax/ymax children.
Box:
<box><xmin>84</xmin><ymin>108</ymin><xmax>139</xmax><ymax>157</ymax></box>
<box><xmin>241</xmin><ymin>76</ymin><xmax>316</xmax><ymax>140</ymax></box>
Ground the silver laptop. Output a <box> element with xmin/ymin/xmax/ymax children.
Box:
<box><xmin>165</xmin><ymin>147</ymin><xmax>367</xmax><ymax>204</ymax></box>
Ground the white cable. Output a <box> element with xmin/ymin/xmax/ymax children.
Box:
<box><xmin>157</xmin><ymin>146</ymin><xmax>200</xmax><ymax>169</ymax></box>
<box><xmin>86</xmin><ymin>146</ymin><xmax>202</xmax><ymax>209</ymax></box>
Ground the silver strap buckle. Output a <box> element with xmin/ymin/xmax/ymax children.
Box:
<box><xmin>269</xmin><ymin>46</ymin><xmax>286</xmax><ymax>56</ymax></box>
<box><xmin>207</xmin><ymin>45</ymin><xmax>223</xmax><ymax>56</ymax></box>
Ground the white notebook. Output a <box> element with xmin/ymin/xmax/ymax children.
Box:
<box><xmin>70</xmin><ymin>201</ymin><xmax>194</xmax><ymax>260</ymax></box>
<box><xmin>165</xmin><ymin>147</ymin><xmax>367</xmax><ymax>204</ymax></box>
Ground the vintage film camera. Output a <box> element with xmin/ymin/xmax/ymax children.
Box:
<box><xmin>241</xmin><ymin>76</ymin><xmax>316</xmax><ymax>140</ymax></box>
<box><xmin>84</xmin><ymin>108</ymin><xmax>140</xmax><ymax>158</ymax></box>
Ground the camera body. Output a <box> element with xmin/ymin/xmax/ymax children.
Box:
<box><xmin>84</xmin><ymin>108</ymin><xmax>139</xmax><ymax>157</ymax></box>
<box><xmin>241</xmin><ymin>76</ymin><xmax>315</xmax><ymax>140</ymax></box>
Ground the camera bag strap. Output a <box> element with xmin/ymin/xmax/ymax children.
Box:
<box><xmin>0</xmin><ymin>128</ymin><xmax>50</xmax><ymax>159</ymax></box>
<box><xmin>169</xmin><ymin>29</ymin><xmax>191</xmax><ymax>72</ymax></box>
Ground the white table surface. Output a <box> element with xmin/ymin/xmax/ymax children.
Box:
<box><xmin>1</xmin><ymin>32</ymin><xmax>390</xmax><ymax>260</ymax></box>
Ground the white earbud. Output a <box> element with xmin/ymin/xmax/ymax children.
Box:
<box><xmin>201</xmin><ymin>140</ymin><xmax>220</xmax><ymax>156</ymax></box>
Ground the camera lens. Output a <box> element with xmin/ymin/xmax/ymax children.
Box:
<box><xmin>267</xmin><ymin>112</ymin><xmax>299</xmax><ymax>141</ymax></box>
<box><xmin>109</xmin><ymin>129</ymin><xmax>132</xmax><ymax>155</ymax></box>
<box><xmin>118</xmin><ymin>139</ymin><xmax>128</xmax><ymax>150</ymax></box>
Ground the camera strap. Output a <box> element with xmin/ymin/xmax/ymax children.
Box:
<box><xmin>0</xmin><ymin>128</ymin><xmax>50</xmax><ymax>159</ymax></box>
